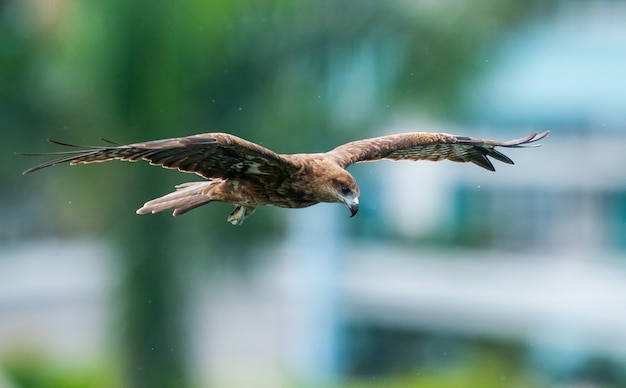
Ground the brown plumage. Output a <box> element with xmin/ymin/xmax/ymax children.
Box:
<box><xmin>23</xmin><ymin>130</ymin><xmax>549</xmax><ymax>225</ymax></box>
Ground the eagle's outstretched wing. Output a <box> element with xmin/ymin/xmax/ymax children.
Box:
<box><xmin>22</xmin><ymin>133</ymin><xmax>299</xmax><ymax>179</ymax></box>
<box><xmin>327</xmin><ymin>131</ymin><xmax>549</xmax><ymax>171</ymax></box>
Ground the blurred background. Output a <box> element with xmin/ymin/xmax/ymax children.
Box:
<box><xmin>2</xmin><ymin>0</ymin><xmax>626</xmax><ymax>387</ymax></box>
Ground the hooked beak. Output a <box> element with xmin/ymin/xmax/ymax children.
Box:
<box><xmin>346</xmin><ymin>197</ymin><xmax>359</xmax><ymax>217</ymax></box>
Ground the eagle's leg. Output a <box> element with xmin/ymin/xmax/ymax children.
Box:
<box><xmin>227</xmin><ymin>205</ymin><xmax>256</xmax><ymax>225</ymax></box>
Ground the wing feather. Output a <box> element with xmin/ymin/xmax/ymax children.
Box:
<box><xmin>22</xmin><ymin>133</ymin><xmax>299</xmax><ymax>179</ymax></box>
<box><xmin>328</xmin><ymin>131</ymin><xmax>549</xmax><ymax>171</ymax></box>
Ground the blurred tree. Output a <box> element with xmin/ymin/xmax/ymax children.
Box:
<box><xmin>2</xmin><ymin>0</ymin><xmax>549</xmax><ymax>386</ymax></box>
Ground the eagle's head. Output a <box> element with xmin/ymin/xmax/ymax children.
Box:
<box><xmin>327</xmin><ymin>172</ymin><xmax>360</xmax><ymax>217</ymax></box>
<box><xmin>302</xmin><ymin>157</ymin><xmax>360</xmax><ymax>217</ymax></box>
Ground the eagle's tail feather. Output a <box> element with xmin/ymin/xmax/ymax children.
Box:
<box><xmin>136</xmin><ymin>181</ymin><xmax>221</xmax><ymax>216</ymax></box>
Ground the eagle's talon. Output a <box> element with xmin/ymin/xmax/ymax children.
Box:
<box><xmin>227</xmin><ymin>205</ymin><xmax>256</xmax><ymax>225</ymax></box>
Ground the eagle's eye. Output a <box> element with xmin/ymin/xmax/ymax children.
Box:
<box><xmin>340</xmin><ymin>184</ymin><xmax>351</xmax><ymax>195</ymax></box>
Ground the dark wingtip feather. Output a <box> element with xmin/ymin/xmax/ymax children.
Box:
<box><xmin>484</xmin><ymin>148</ymin><xmax>514</xmax><ymax>165</ymax></box>
<box><xmin>482</xmin><ymin>130</ymin><xmax>549</xmax><ymax>170</ymax></box>
<box><xmin>495</xmin><ymin>130</ymin><xmax>550</xmax><ymax>148</ymax></box>
<box><xmin>471</xmin><ymin>156</ymin><xmax>496</xmax><ymax>172</ymax></box>
<box><xmin>48</xmin><ymin>139</ymin><xmax>108</xmax><ymax>149</ymax></box>
<box><xmin>22</xmin><ymin>157</ymin><xmax>74</xmax><ymax>175</ymax></box>
<box><xmin>459</xmin><ymin>130</ymin><xmax>549</xmax><ymax>172</ymax></box>
<box><xmin>21</xmin><ymin>140</ymin><xmax>106</xmax><ymax>174</ymax></box>
<box><xmin>100</xmin><ymin>138</ymin><xmax>122</xmax><ymax>146</ymax></box>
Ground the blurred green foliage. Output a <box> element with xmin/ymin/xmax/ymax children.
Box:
<box><xmin>1</xmin><ymin>349</ymin><xmax>543</xmax><ymax>388</ymax></box>
<box><xmin>2</xmin><ymin>353</ymin><xmax>120</xmax><ymax>388</ymax></box>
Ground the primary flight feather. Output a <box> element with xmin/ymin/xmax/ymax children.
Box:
<box><xmin>23</xmin><ymin>130</ymin><xmax>548</xmax><ymax>225</ymax></box>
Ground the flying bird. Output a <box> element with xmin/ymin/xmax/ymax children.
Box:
<box><xmin>23</xmin><ymin>131</ymin><xmax>548</xmax><ymax>225</ymax></box>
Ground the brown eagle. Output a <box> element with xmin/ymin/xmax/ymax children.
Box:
<box><xmin>23</xmin><ymin>131</ymin><xmax>548</xmax><ymax>225</ymax></box>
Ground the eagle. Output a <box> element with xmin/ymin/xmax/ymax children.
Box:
<box><xmin>23</xmin><ymin>130</ymin><xmax>548</xmax><ymax>225</ymax></box>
